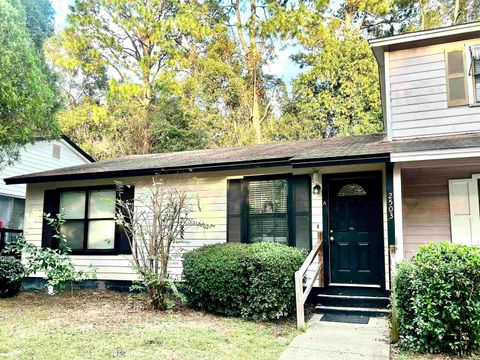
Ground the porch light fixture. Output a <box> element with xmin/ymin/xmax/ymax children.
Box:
<box><xmin>311</xmin><ymin>171</ymin><xmax>322</xmax><ymax>194</ymax></box>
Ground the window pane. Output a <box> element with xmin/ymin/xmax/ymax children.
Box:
<box><xmin>476</xmin><ymin>76</ymin><xmax>480</xmax><ymax>103</ymax></box>
<box><xmin>87</xmin><ymin>220</ymin><xmax>115</xmax><ymax>249</ymax></box>
<box><xmin>60</xmin><ymin>192</ymin><xmax>86</xmax><ymax>219</ymax></box>
<box><xmin>248</xmin><ymin>180</ymin><xmax>288</xmax><ymax>214</ymax></box>
<box><xmin>248</xmin><ymin>179</ymin><xmax>288</xmax><ymax>244</ymax></box>
<box><xmin>89</xmin><ymin>190</ymin><xmax>116</xmax><ymax>219</ymax></box>
<box><xmin>60</xmin><ymin>221</ymin><xmax>84</xmax><ymax>251</ymax></box>
<box><xmin>338</xmin><ymin>183</ymin><xmax>367</xmax><ymax>197</ymax></box>
<box><xmin>474</xmin><ymin>58</ymin><xmax>480</xmax><ymax>76</ymax></box>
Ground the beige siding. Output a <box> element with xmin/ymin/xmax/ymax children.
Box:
<box><xmin>23</xmin><ymin>163</ymin><xmax>391</xmax><ymax>286</ymax></box>
<box><xmin>389</xmin><ymin>40</ymin><xmax>480</xmax><ymax>139</ymax></box>
<box><xmin>402</xmin><ymin>161</ymin><xmax>480</xmax><ymax>259</ymax></box>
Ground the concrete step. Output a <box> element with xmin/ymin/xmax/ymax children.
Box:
<box><xmin>316</xmin><ymin>293</ymin><xmax>390</xmax><ymax>308</ymax></box>
<box><xmin>315</xmin><ymin>305</ymin><xmax>390</xmax><ymax>317</ymax></box>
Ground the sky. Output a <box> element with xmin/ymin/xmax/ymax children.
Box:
<box><xmin>50</xmin><ymin>0</ymin><xmax>302</xmax><ymax>85</ymax></box>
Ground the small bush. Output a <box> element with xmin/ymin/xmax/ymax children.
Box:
<box><xmin>394</xmin><ymin>242</ymin><xmax>480</xmax><ymax>356</ymax></box>
<box><xmin>0</xmin><ymin>256</ymin><xmax>24</xmax><ymax>298</ymax></box>
<box><xmin>183</xmin><ymin>242</ymin><xmax>305</xmax><ymax>320</ymax></box>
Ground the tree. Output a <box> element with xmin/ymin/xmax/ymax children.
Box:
<box><xmin>0</xmin><ymin>0</ymin><xmax>59</xmax><ymax>166</ymax></box>
<box><xmin>221</xmin><ymin>0</ymin><xmax>295</xmax><ymax>143</ymax></box>
<box><xmin>48</xmin><ymin>0</ymin><xmax>216</xmax><ymax>159</ymax></box>
<box><xmin>116</xmin><ymin>179</ymin><xmax>210</xmax><ymax>310</ymax></box>
<box><xmin>279</xmin><ymin>1</ymin><xmax>386</xmax><ymax>140</ymax></box>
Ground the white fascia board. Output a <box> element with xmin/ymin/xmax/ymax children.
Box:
<box><xmin>369</xmin><ymin>22</ymin><xmax>480</xmax><ymax>48</ymax></box>
<box><xmin>391</xmin><ymin>147</ymin><xmax>480</xmax><ymax>162</ymax></box>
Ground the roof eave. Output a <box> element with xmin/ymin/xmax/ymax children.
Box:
<box><xmin>4</xmin><ymin>153</ymin><xmax>392</xmax><ymax>185</ymax></box>
<box><xmin>369</xmin><ymin>22</ymin><xmax>480</xmax><ymax>49</ymax></box>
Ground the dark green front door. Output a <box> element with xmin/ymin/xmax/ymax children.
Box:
<box><xmin>325</xmin><ymin>172</ymin><xmax>384</xmax><ymax>287</ymax></box>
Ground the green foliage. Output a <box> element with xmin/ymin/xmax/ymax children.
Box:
<box><xmin>0</xmin><ymin>0</ymin><xmax>59</xmax><ymax>166</ymax></box>
<box><xmin>6</xmin><ymin>212</ymin><xmax>96</xmax><ymax>292</ymax></box>
<box><xmin>394</xmin><ymin>242</ymin><xmax>480</xmax><ymax>356</ymax></box>
<box><xmin>47</xmin><ymin>0</ymin><xmax>217</xmax><ymax>160</ymax></box>
<box><xmin>0</xmin><ymin>256</ymin><xmax>24</xmax><ymax>298</ymax></box>
<box><xmin>184</xmin><ymin>243</ymin><xmax>253</xmax><ymax>316</ymax></box>
<box><xmin>183</xmin><ymin>242</ymin><xmax>305</xmax><ymax>320</ymax></box>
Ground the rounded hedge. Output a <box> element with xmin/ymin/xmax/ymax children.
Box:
<box><xmin>183</xmin><ymin>242</ymin><xmax>306</xmax><ymax>320</ymax></box>
<box><xmin>394</xmin><ymin>242</ymin><xmax>480</xmax><ymax>355</ymax></box>
<box><xmin>0</xmin><ymin>256</ymin><xmax>24</xmax><ymax>298</ymax></box>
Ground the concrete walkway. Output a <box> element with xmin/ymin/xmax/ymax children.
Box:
<box><xmin>279</xmin><ymin>315</ymin><xmax>390</xmax><ymax>360</ymax></box>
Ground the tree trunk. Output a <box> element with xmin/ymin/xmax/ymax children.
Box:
<box><xmin>248</xmin><ymin>0</ymin><xmax>262</xmax><ymax>144</ymax></box>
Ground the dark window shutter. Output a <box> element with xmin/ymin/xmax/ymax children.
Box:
<box><xmin>41</xmin><ymin>189</ymin><xmax>60</xmax><ymax>248</ymax></box>
<box><xmin>227</xmin><ymin>179</ymin><xmax>243</xmax><ymax>243</ymax></box>
<box><xmin>446</xmin><ymin>49</ymin><xmax>468</xmax><ymax>107</ymax></box>
<box><xmin>116</xmin><ymin>185</ymin><xmax>134</xmax><ymax>254</ymax></box>
<box><xmin>292</xmin><ymin>175</ymin><xmax>311</xmax><ymax>251</ymax></box>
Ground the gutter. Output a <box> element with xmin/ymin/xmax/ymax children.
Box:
<box><xmin>5</xmin><ymin>153</ymin><xmax>392</xmax><ymax>185</ymax></box>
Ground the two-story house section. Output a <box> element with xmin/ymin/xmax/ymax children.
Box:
<box><xmin>371</xmin><ymin>22</ymin><xmax>480</xmax><ymax>261</ymax></box>
<box><xmin>0</xmin><ymin>136</ymin><xmax>93</xmax><ymax>235</ymax></box>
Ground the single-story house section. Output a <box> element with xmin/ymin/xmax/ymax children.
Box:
<box><xmin>5</xmin><ymin>132</ymin><xmax>480</xmax><ymax>287</ymax></box>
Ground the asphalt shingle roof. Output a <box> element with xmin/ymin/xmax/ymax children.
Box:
<box><xmin>5</xmin><ymin>132</ymin><xmax>480</xmax><ymax>184</ymax></box>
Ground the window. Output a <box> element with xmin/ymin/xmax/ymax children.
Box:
<box><xmin>226</xmin><ymin>175</ymin><xmax>312</xmax><ymax>250</ymax></box>
<box><xmin>473</xmin><ymin>56</ymin><xmax>480</xmax><ymax>103</ymax></box>
<box><xmin>59</xmin><ymin>188</ymin><xmax>117</xmax><ymax>253</ymax></box>
<box><xmin>248</xmin><ymin>179</ymin><xmax>289</xmax><ymax>244</ymax></box>
<box><xmin>0</xmin><ymin>195</ymin><xmax>25</xmax><ymax>230</ymax></box>
<box><xmin>338</xmin><ymin>183</ymin><xmax>366</xmax><ymax>197</ymax></box>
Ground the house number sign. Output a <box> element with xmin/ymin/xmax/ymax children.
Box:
<box><xmin>388</xmin><ymin>192</ymin><xmax>394</xmax><ymax>220</ymax></box>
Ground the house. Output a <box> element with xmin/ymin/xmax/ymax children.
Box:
<box><xmin>0</xmin><ymin>136</ymin><xmax>93</xmax><ymax>247</ymax></box>
<box><xmin>4</xmin><ymin>23</ymin><xmax>480</xmax><ymax>320</ymax></box>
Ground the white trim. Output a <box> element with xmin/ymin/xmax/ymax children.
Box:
<box><xmin>393</xmin><ymin>164</ymin><xmax>404</xmax><ymax>263</ymax></box>
<box><xmin>384</xmin><ymin>51</ymin><xmax>392</xmax><ymax>140</ymax></box>
<box><xmin>470</xmin><ymin>174</ymin><xmax>480</xmax><ymax>246</ymax></box>
<box><xmin>466</xmin><ymin>44</ymin><xmax>476</xmax><ymax>105</ymax></box>
<box><xmin>391</xmin><ymin>147</ymin><xmax>480</xmax><ymax>162</ymax></box>
<box><xmin>370</xmin><ymin>22</ymin><xmax>480</xmax><ymax>48</ymax></box>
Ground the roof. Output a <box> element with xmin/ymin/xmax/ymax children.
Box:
<box><xmin>370</xmin><ymin>22</ymin><xmax>480</xmax><ymax>50</ymax></box>
<box><xmin>5</xmin><ymin>132</ymin><xmax>480</xmax><ymax>185</ymax></box>
<box><xmin>4</xmin><ymin>134</ymin><xmax>390</xmax><ymax>184</ymax></box>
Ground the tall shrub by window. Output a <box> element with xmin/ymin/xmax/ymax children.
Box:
<box><xmin>116</xmin><ymin>178</ymin><xmax>211</xmax><ymax>310</ymax></box>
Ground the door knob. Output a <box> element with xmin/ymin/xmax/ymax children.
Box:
<box><xmin>329</xmin><ymin>236</ymin><xmax>335</xmax><ymax>241</ymax></box>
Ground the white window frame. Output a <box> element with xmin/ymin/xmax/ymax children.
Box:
<box><xmin>465</xmin><ymin>44</ymin><xmax>480</xmax><ymax>106</ymax></box>
<box><xmin>449</xmin><ymin>174</ymin><xmax>480</xmax><ymax>246</ymax></box>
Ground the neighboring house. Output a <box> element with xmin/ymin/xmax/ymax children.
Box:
<box><xmin>0</xmin><ymin>136</ymin><xmax>93</xmax><ymax>232</ymax></box>
<box><xmin>5</xmin><ymin>23</ymin><xmax>480</xmax><ymax>316</ymax></box>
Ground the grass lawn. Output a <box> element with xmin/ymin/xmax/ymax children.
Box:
<box><xmin>0</xmin><ymin>291</ymin><xmax>299</xmax><ymax>360</ymax></box>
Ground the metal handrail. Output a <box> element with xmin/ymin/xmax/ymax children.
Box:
<box><xmin>295</xmin><ymin>235</ymin><xmax>323</xmax><ymax>330</ymax></box>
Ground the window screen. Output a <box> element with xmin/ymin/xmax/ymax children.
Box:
<box><xmin>248</xmin><ymin>179</ymin><xmax>288</xmax><ymax>244</ymax></box>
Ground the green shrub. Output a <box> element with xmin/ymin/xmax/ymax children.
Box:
<box><xmin>0</xmin><ymin>256</ymin><xmax>24</xmax><ymax>298</ymax></box>
<box><xmin>394</xmin><ymin>242</ymin><xmax>480</xmax><ymax>356</ymax></box>
<box><xmin>183</xmin><ymin>242</ymin><xmax>305</xmax><ymax>320</ymax></box>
